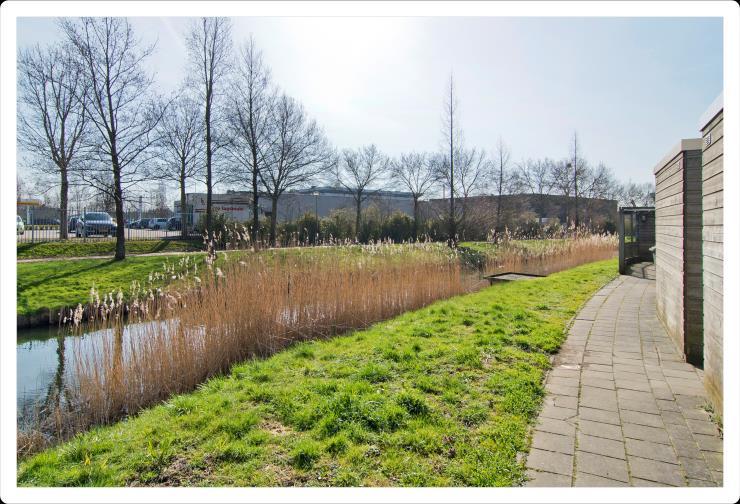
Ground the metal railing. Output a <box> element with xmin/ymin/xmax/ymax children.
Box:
<box><xmin>16</xmin><ymin>207</ymin><xmax>199</xmax><ymax>244</ymax></box>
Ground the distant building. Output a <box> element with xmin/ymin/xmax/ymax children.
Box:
<box><xmin>175</xmin><ymin>187</ymin><xmax>415</xmax><ymax>225</ymax></box>
<box><xmin>175</xmin><ymin>191</ymin><xmax>261</xmax><ymax>226</ymax></box>
<box><xmin>273</xmin><ymin>186</ymin><xmax>414</xmax><ymax>222</ymax></box>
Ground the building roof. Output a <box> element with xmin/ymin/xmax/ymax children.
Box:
<box><xmin>652</xmin><ymin>138</ymin><xmax>703</xmax><ymax>175</ymax></box>
<box><xmin>290</xmin><ymin>186</ymin><xmax>414</xmax><ymax>198</ymax></box>
<box><xmin>698</xmin><ymin>91</ymin><xmax>723</xmax><ymax>131</ymax></box>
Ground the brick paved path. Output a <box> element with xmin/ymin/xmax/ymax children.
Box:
<box><xmin>525</xmin><ymin>272</ymin><xmax>723</xmax><ymax>487</ymax></box>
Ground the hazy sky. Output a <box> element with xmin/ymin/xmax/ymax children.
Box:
<box><xmin>17</xmin><ymin>16</ymin><xmax>722</xmax><ymax>189</ymax></box>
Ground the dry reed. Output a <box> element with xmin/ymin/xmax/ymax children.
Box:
<box><xmin>20</xmin><ymin>234</ymin><xmax>616</xmax><ymax>455</ymax></box>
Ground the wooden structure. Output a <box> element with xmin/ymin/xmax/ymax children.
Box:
<box><xmin>617</xmin><ymin>207</ymin><xmax>655</xmax><ymax>274</ymax></box>
<box><xmin>699</xmin><ymin>94</ymin><xmax>723</xmax><ymax>411</ymax></box>
<box><xmin>653</xmin><ymin>139</ymin><xmax>704</xmax><ymax>366</ymax></box>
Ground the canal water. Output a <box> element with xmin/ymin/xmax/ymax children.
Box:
<box><xmin>16</xmin><ymin>321</ymin><xmax>170</xmax><ymax>428</ymax></box>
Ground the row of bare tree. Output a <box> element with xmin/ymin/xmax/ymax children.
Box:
<box><xmin>18</xmin><ymin>17</ymin><xmax>654</xmax><ymax>257</ymax></box>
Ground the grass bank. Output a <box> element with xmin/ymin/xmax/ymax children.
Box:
<box><xmin>17</xmin><ymin>255</ymin><xmax>204</xmax><ymax>318</ymax></box>
<box><xmin>17</xmin><ymin>239</ymin><xmax>204</xmax><ymax>260</ymax></box>
<box><xmin>18</xmin><ymin>259</ymin><xmax>617</xmax><ymax>487</ymax></box>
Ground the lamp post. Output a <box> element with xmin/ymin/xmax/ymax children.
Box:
<box><xmin>313</xmin><ymin>191</ymin><xmax>319</xmax><ymax>244</ymax></box>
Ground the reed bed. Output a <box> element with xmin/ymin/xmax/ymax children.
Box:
<box><xmin>479</xmin><ymin>233</ymin><xmax>618</xmax><ymax>276</ymax></box>
<box><xmin>19</xmin><ymin>234</ymin><xmax>617</xmax><ymax>456</ymax></box>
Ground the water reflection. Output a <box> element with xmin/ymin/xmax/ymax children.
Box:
<box><xmin>16</xmin><ymin>321</ymin><xmax>167</xmax><ymax>428</ymax></box>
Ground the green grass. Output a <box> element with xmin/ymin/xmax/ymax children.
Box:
<box><xmin>17</xmin><ymin>239</ymin><xmax>204</xmax><ymax>259</ymax></box>
<box><xmin>16</xmin><ymin>255</ymin><xmax>205</xmax><ymax>317</ymax></box>
<box><xmin>18</xmin><ymin>259</ymin><xmax>617</xmax><ymax>487</ymax></box>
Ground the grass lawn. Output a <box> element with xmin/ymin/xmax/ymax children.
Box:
<box><xmin>17</xmin><ymin>239</ymin><xmax>204</xmax><ymax>260</ymax></box>
<box><xmin>18</xmin><ymin>259</ymin><xmax>617</xmax><ymax>487</ymax></box>
<box><xmin>16</xmin><ymin>255</ymin><xmax>204</xmax><ymax>317</ymax></box>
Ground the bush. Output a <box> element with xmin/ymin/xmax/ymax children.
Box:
<box><xmin>381</xmin><ymin>211</ymin><xmax>414</xmax><ymax>243</ymax></box>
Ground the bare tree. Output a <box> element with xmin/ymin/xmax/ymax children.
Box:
<box><xmin>454</xmin><ymin>147</ymin><xmax>489</xmax><ymax>236</ymax></box>
<box><xmin>153</xmin><ymin>93</ymin><xmax>203</xmax><ymax>237</ymax></box>
<box><xmin>440</xmin><ymin>74</ymin><xmax>461</xmax><ymax>245</ymax></box>
<box><xmin>186</xmin><ymin>17</ymin><xmax>232</xmax><ymax>235</ymax></box>
<box><xmin>492</xmin><ymin>137</ymin><xmax>512</xmax><ymax>229</ymax></box>
<box><xmin>389</xmin><ymin>152</ymin><xmax>436</xmax><ymax>240</ymax></box>
<box><xmin>18</xmin><ymin>44</ymin><xmax>87</xmax><ymax>239</ymax></box>
<box><xmin>261</xmin><ymin>93</ymin><xmax>333</xmax><ymax>245</ymax></box>
<box><xmin>227</xmin><ymin>35</ymin><xmax>273</xmax><ymax>242</ymax></box>
<box><xmin>335</xmin><ymin>144</ymin><xmax>388</xmax><ymax>238</ymax></box>
<box><xmin>571</xmin><ymin>131</ymin><xmax>583</xmax><ymax>227</ymax></box>
<box><xmin>516</xmin><ymin>158</ymin><xmax>554</xmax><ymax>224</ymax></box>
<box><xmin>61</xmin><ymin>17</ymin><xmax>164</xmax><ymax>260</ymax></box>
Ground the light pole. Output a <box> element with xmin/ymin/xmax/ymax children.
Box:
<box><xmin>313</xmin><ymin>191</ymin><xmax>319</xmax><ymax>244</ymax></box>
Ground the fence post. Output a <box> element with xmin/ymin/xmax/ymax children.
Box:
<box><xmin>83</xmin><ymin>206</ymin><xmax>87</xmax><ymax>243</ymax></box>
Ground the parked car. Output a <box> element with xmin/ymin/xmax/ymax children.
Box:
<box><xmin>138</xmin><ymin>218</ymin><xmax>151</xmax><ymax>230</ymax></box>
<box><xmin>68</xmin><ymin>216</ymin><xmax>80</xmax><ymax>232</ymax></box>
<box><xmin>75</xmin><ymin>212</ymin><xmax>117</xmax><ymax>237</ymax></box>
<box><xmin>16</xmin><ymin>215</ymin><xmax>25</xmax><ymax>235</ymax></box>
<box><xmin>166</xmin><ymin>217</ymin><xmax>182</xmax><ymax>231</ymax></box>
<box><xmin>149</xmin><ymin>218</ymin><xmax>169</xmax><ymax>230</ymax></box>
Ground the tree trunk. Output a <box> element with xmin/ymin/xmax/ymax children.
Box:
<box><xmin>270</xmin><ymin>195</ymin><xmax>278</xmax><ymax>246</ymax></box>
<box><xmin>412</xmin><ymin>196</ymin><xmax>419</xmax><ymax>241</ymax></box>
<box><xmin>251</xmin><ymin>155</ymin><xmax>260</xmax><ymax>245</ymax></box>
<box><xmin>204</xmin><ymin>81</ymin><xmax>214</xmax><ymax>236</ymax></box>
<box><xmin>113</xmin><ymin>158</ymin><xmax>126</xmax><ymax>261</ymax></box>
<box><xmin>180</xmin><ymin>165</ymin><xmax>188</xmax><ymax>239</ymax></box>
<box><xmin>355</xmin><ymin>195</ymin><xmax>362</xmax><ymax>241</ymax></box>
<box><xmin>59</xmin><ymin>167</ymin><xmax>69</xmax><ymax>240</ymax></box>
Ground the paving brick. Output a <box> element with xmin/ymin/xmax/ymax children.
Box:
<box><xmin>578</xmin><ymin>406</ymin><xmax>621</xmax><ymax>426</ymax></box>
<box><xmin>702</xmin><ymin>451</ymin><xmax>723</xmax><ymax>472</ymax></box>
<box><xmin>617</xmin><ymin>388</ymin><xmax>654</xmax><ymax>403</ymax></box>
<box><xmin>581</xmin><ymin>386</ymin><xmax>618</xmax><ymax>411</ymax></box>
<box><xmin>631</xmin><ymin>477</ymin><xmax>670</xmax><ymax>487</ymax></box>
<box><xmin>685</xmin><ymin>418</ymin><xmax>720</xmax><ymax>436</ymax></box>
<box><xmin>625</xmin><ymin>438</ymin><xmax>678</xmax><ymax>464</ymax></box>
<box><xmin>576</xmin><ymin>451</ymin><xmax>629</xmax><ymax>482</ymax></box>
<box><xmin>526</xmin><ymin>448</ymin><xmax>573</xmax><ymax>476</ymax></box>
<box><xmin>619</xmin><ymin>399</ymin><xmax>660</xmax><ymax>415</ymax></box>
<box><xmin>679</xmin><ymin>457</ymin><xmax>713</xmax><ymax>481</ymax></box>
<box><xmin>546</xmin><ymin>383</ymin><xmax>579</xmax><ymax>397</ymax></box>
<box><xmin>614</xmin><ymin>379</ymin><xmax>652</xmax><ymax>392</ymax></box>
<box><xmin>540</xmin><ymin>404</ymin><xmax>577</xmax><ymax>421</ymax></box>
<box><xmin>550</xmin><ymin>394</ymin><xmax>578</xmax><ymax>409</ymax></box>
<box><xmin>531</xmin><ymin>430</ymin><xmax>575</xmax><ymax>455</ymax></box>
<box><xmin>548</xmin><ymin>376</ymin><xmax>580</xmax><ymax>388</ymax></box>
<box><xmin>711</xmin><ymin>471</ymin><xmax>722</xmax><ymax>485</ymax></box>
<box><xmin>525</xmin><ymin>469</ymin><xmax>571</xmax><ymax>487</ymax></box>
<box><xmin>687</xmin><ymin>478</ymin><xmax>716</xmax><ymax>487</ymax></box>
<box><xmin>574</xmin><ymin>472</ymin><xmax>628</xmax><ymax>487</ymax></box>
<box><xmin>535</xmin><ymin>417</ymin><xmax>576</xmax><ymax>437</ymax></box>
<box><xmin>577</xmin><ymin>433</ymin><xmax>625</xmax><ymax>459</ymax></box>
<box><xmin>659</xmin><ymin>410</ymin><xmax>686</xmax><ymax>426</ymax></box>
<box><xmin>619</xmin><ymin>409</ymin><xmax>664</xmax><ymax>428</ymax></box>
<box><xmin>587</xmin><ymin>377</ymin><xmax>616</xmax><ymax>390</ymax></box>
<box><xmin>621</xmin><ymin>423</ymin><xmax>671</xmax><ymax>445</ymax></box>
<box><xmin>578</xmin><ymin>419</ymin><xmax>623</xmax><ymax>441</ymax></box>
<box><xmin>693</xmin><ymin>434</ymin><xmax>723</xmax><ymax>453</ymax></box>
<box><xmin>628</xmin><ymin>456</ymin><xmax>685</xmax><ymax>486</ymax></box>
<box><xmin>656</xmin><ymin>399</ymin><xmax>680</xmax><ymax>411</ymax></box>
<box><xmin>670</xmin><ymin>436</ymin><xmax>703</xmax><ymax>460</ymax></box>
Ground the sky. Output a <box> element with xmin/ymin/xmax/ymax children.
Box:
<box><xmin>16</xmin><ymin>16</ymin><xmax>722</xmax><ymax>194</ymax></box>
